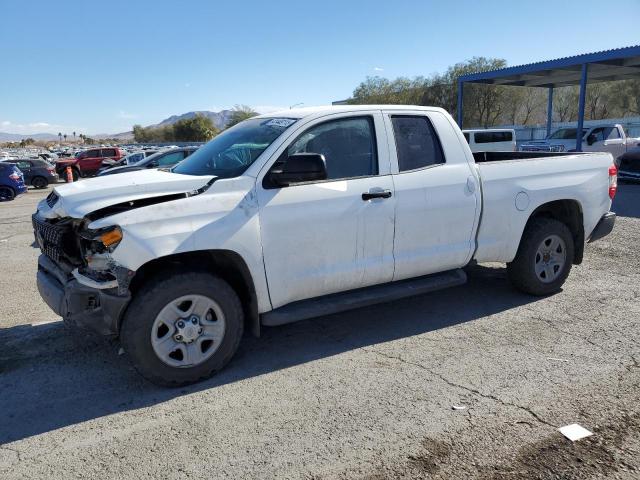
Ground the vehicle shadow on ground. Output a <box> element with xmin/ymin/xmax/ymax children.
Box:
<box><xmin>613</xmin><ymin>182</ymin><xmax>640</xmax><ymax>219</ymax></box>
<box><xmin>0</xmin><ymin>265</ymin><xmax>539</xmax><ymax>445</ymax></box>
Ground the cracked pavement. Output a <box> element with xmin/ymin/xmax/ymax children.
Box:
<box><xmin>0</xmin><ymin>183</ymin><xmax>639</xmax><ymax>479</ymax></box>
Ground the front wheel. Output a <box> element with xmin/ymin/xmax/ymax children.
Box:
<box><xmin>507</xmin><ymin>218</ymin><xmax>574</xmax><ymax>296</ymax></box>
<box><xmin>121</xmin><ymin>272</ymin><xmax>244</xmax><ymax>386</ymax></box>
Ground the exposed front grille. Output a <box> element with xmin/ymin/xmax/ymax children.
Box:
<box><xmin>32</xmin><ymin>214</ymin><xmax>70</xmax><ymax>264</ymax></box>
<box><xmin>46</xmin><ymin>191</ymin><xmax>59</xmax><ymax>208</ymax></box>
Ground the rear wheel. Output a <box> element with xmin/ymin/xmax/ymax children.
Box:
<box><xmin>32</xmin><ymin>176</ymin><xmax>48</xmax><ymax>189</ymax></box>
<box><xmin>120</xmin><ymin>272</ymin><xmax>244</xmax><ymax>387</ymax></box>
<box><xmin>507</xmin><ymin>218</ymin><xmax>574</xmax><ymax>296</ymax></box>
<box><xmin>0</xmin><ymin>186</ymin><xmax>16</xmax><ymax>201</ymax></box>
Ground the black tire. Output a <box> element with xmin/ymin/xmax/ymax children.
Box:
<box><xmin>120</xmin><ymin>272</ymin><xmax>244</xmax><ymax>387</ymax></box>
<box><xmin>32</xmin><ymin>176</ymin><xmax>49</xmax><ymax>189</ymax></box>
<box><xmin>0</xmin><ymin>186</ymin><xmax>16</xmax><ymax>201</ymax></box>
<box><xmin>507</xmin><ymin>217</ymin><xmax>574</xmax><ymax>296</ymax></box>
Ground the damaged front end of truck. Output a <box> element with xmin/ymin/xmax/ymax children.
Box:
<box><xmin>33</xmin><ymin>173</ymin><xmax>216</xmax><ymax>335</ymax></box>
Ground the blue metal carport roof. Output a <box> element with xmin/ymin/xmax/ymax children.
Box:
<box><xmin>456</xmin><ymin>45</ymin><xmax>640</xmax><ymax>151</ymax></box>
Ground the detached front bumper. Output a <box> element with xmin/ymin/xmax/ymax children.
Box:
<box><xmin>588</xmin><ymin>212</ymin><xmax>616</xmax><ymax>243</ymax></box>
<box><xmin>36</xmin><ymin>254</ymin><xmax>130</xmax><ymax>335</ymax></box>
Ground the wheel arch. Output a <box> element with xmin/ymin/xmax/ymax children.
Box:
<box><xmin>127</xmin><ymin>249</ymin><xmax>260</xmax><ymax>337</ymax></box>
<box><xmin>525</xmin><ymin>199</ymin><xmax>584</xmax><ymax>264</ymax></box>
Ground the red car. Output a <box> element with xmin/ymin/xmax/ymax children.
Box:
<box><xmin>56</xmin><ymin>147</ymin><xmax>125</xmax><ymax>181</ymax></box>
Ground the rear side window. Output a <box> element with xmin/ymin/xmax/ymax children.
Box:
<box><xmin>463</xmin><ymin>132</ymin><xmax>470</xmax><ymax>142</ymax></box>
<box><xmin>475</xmin><ymin>131</ymin><xmax>513</xmax><ymax>143</ymax></box>
<box><xmin>288</xmin><ymin>116</ymin><xmax>378</xmax><ymax>180</ymax></box>
<box><xmin>102</xmin><ymin>148</ymin><xmax>117</xmax><ymax>157</ymax></box>
<box><xmin>391</xmin><ymin>115</ymin><xmax>445</xmax><ymax>172</ymax></box>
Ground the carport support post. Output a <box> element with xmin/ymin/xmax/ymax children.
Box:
<box><xmin>576</xmin><ymin>63</ymin><xmax>588</xmax><ymax>152</ymax></box>
<box><xmin>457</xmin><ymin>79</ymin><xmax>464</xmax><ymax>127</ymax></box>
<box><xmin>546</xmin><ymin>87</ymin><xmax>554</xmax><ymax>137</ymax></box>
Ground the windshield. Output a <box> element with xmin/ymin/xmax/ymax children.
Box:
<box><xmin>548</xmin><ymin>128</ymin><xmax>587</xmax><ymax>140</ymax></box>
<box><xmin>172</xmin><ymin>117</ymin><xmax>297</xmax><ymax>177</ymax></box>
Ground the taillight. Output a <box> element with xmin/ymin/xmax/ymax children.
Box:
<box><xmin>9</xmin><ymin>173</ymin><xmax>20</xmax><ymax>181</ymax></box>
<box><xmin>609</xmin><ymin>164</ymin><xmax>617</xmax><ymax>200</ymax></box>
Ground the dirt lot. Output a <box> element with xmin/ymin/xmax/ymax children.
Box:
<box><xmin>1</xmin><ymin>182</ymin><xmax>639</xmax><ymax>479</ymax></box>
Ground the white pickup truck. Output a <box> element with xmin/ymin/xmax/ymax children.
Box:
<box><xmin>520</xmin><ymin>124</ymin><xmax>640</xmax><ymax>157</ymax></box>
<box><xmin>33</xmin><ymin>105</ymin><xmax>617</xmax><ymax>386</ymax></box>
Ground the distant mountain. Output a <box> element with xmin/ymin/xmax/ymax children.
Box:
<box><xmin>0</xmin><ymin>132</ymin><xmax>60</xmax><ymax>142</ymax></box>
<box><xmin>0</xmin><ymin>110</ymin><xmax>234</xmax><ymax>143</ymax></box>
<box><xmin>94</xmin><ymin>131</ymin><xmax>134</xmax><ymax>140</ymax></box>
<box><xmin>152</xmin><ymin>110</ymin><xmax>234</xmax><ymax>130</ymax></box>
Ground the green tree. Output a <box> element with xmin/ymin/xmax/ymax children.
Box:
<box><xmin>174</xmin><ymin>114</ymin><xmax>218</xmax><ymax>141</ymax></box>
<box><xmin>226</xmin><ymin>105</ymin><xmax>258</xmax><ymax>128</ymax></box>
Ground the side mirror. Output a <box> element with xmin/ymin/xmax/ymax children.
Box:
<box><xmin>268</xmin><ymin>153</ymin><xmax>327</xmax><ymax>187</ymax></box>
<box><xmin>587</xmin><ymin>134</ymin><xmax>597</xmax><ymax>146</ymax></box>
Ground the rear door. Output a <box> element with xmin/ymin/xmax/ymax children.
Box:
<box><xmin>257</xmin><ymin>112</ymin><xmax>396</xmax><ymax>308</ymax></box>
<box><xmin>383</xmin><ymin>110</ymin><xmax>479</xmax><ymax>280</ymax></box>
<box><xmin>15</xmin><ymin>160</ymin><xmax>33</xmax><ymax>182</ymax></box>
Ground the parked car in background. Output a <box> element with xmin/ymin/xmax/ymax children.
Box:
<box><xmin>616</xmin><ymin>145</ymin><xmax>640</xmax><ymax>181</ymax></box>
<box><xmin>520</xmin><ymin>124</ymin><xmax>640</xmax><ymax>156</ymax></box>
<box><xmin>0</xmin><ymin>162</ymin><xmax>27</xmax><ymax>201</ymax></box>
<box><xmin>39</xmin><ymin>152</ymin><xmax>59</xmax><ymax>162</ymax></box>
<box><xmin>463</xmin><ymin>129</ymin><xmax>516</xmax><ymax>152</ymax></box>
<box><xmin>3</xmin><ymin>158</ymin><xmax>59</xmax><ymax>188</ymax></box>
<box><xmin>55</xmin><ymin>147</ymin><xmax>126</xmax><ymax>181</ymax></box>
<box><xmin>97</xmin><ymin>150</ymin><xmax>159</xmax><ymax>175</ymax></box>
<box><xmin>33</xmin><ymin>105</ymin><xmax>617</xmax><ymax>386</ymax></box>
<box><xmin>97</xmin><ymin>147</ymin><xmax>197</xmax><ymax>176</ymax></box>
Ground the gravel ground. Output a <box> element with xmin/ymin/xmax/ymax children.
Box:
<box><xmin>0</xmin><ymin>182</ymin><xmax>639</xmax><ymax>479</ymax></box>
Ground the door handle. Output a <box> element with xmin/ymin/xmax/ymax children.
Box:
<box><xmin>362</xmin><ymin>190</ymin><xmax>392</xmax><ymax>201</ymax></box>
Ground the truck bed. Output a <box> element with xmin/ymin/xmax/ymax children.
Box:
<box><xmin>472</xmin><ymin>151</ymin><xmax>613</xmax><ymax>265</ymax></box>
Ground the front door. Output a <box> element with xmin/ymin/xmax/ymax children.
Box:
<box><xmin>257</xmin><ymin>112</ymin><xmax>396</xmax><ymax>309</ymax></box>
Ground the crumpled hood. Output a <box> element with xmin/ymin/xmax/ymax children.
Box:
<box><xmin>38</xmin><ymin>169</ymin><xmax>215</xmax><ymax>219</ymax></box>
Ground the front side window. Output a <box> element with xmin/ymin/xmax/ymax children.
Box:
<box><xmin>391</xmin><ymin>115</ymin><xmax>445</xmax><ymax>172</ymax></box>
<box><xmin>604</xmin><ymin>127</ymin><xmax>620</xmax><ymax>140</ymax></box>
<box><xmin>157</xmin><ymin>151</ymin><xmax>185</xmax><ymax>166</ymax></box>
<box><xmin>173</xmin><ymin>117</ymin><xmax>297</xmax><ymax>178</ymax></box>
<box><xmin>17</xmin><ymin>161</ymin><xmax>31</xmax><ymax>169</ymax></box>
<box><xmin>286</xmin><ymin>116</ymin><xmax>378</xmax><ymax>180</ymax></box>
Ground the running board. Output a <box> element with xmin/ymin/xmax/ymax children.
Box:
<box><xmin>261</xmin><ymin>269</ymin><xmax>467</xmax><ymax>327</ymax></box>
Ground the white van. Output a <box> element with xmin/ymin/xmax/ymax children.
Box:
<box><xmin>463</xmin><ymin>129</ymin><xmax>516</xmax><ymax>152</ymax></box>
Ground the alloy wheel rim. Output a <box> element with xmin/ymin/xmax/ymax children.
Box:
<box><xmin>150</xmin><ymin>294</ymin><xmax>226</xmax><ymax>368</ymax></box>
<box><xmin>534</xmin><ymin>234</ymin><xmax>566</xmax><ymax>283</ymax></box>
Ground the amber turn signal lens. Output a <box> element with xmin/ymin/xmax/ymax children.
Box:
<box><xmin>100</xmin><ymin>228</ymin><xmax>122</xmax><ymax>247</ymax></box>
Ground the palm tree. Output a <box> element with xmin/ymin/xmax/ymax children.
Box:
<box><xmin>63</xmin><ymin>134</ymin><xmax>67</xmax><ymax>142</ymax></box>
<box><xmin>58</xmin><ymin>132</ymin><xmax>62</xmax><ymax>143</ymax></box>
<box><xmin>73</xmin><ymin>131</ymin><xmax>76</xmax><ymax>142</ymax></box>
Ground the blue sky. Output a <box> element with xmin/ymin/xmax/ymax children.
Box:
<box><xmin>1</xmin><ymin>0</ymin><xmax>639</xmax><ymax>135</ymax></box>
